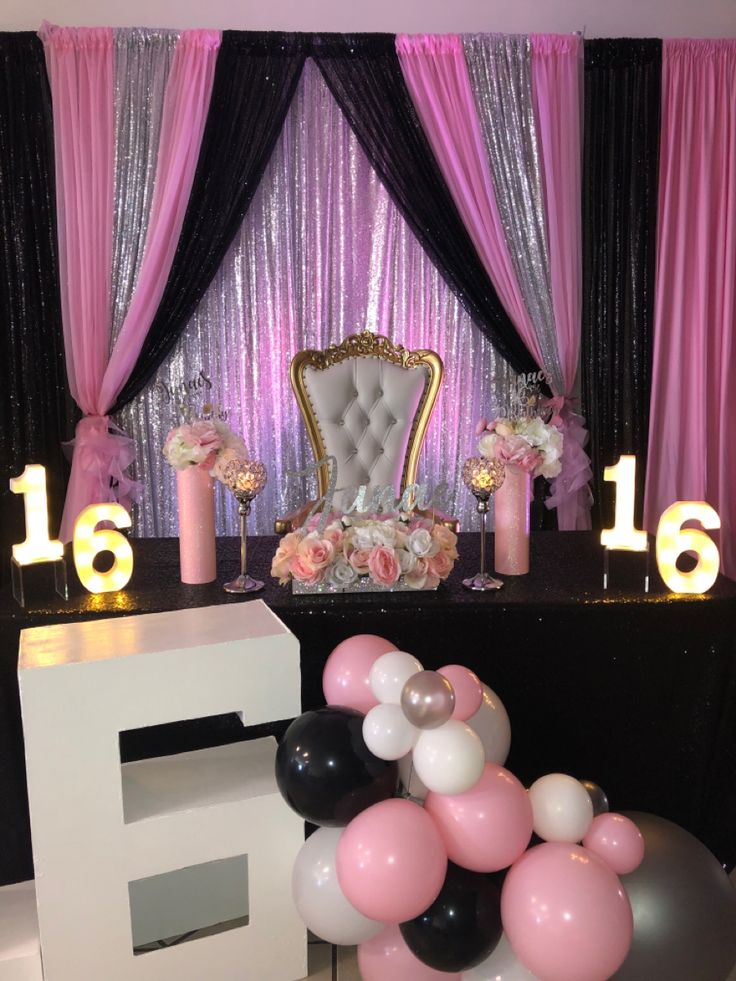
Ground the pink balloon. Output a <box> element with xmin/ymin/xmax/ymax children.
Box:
<box><xmin>438</xmin><ymin>665</ymin><xmax>483</xmax><ymax>720</ymax></box>
<box><xmin>322</xmin><ymin>635</ymin><xmax>397</xmax><ymax>713</ymax></box>
<box><xmin>501</xmin><ymin>842</ymin><xmax>633</xmax><ymax>981</ymax></box>
<box><xmin>583</xmin><ymin>813</ymin><xmax>645</xmax><ymax>875</ymax></box>
<box><xmin>425</xmin><ymin>763</ymin><xmax>533</xmax><ymax>872</ymax></box>
<box><xmin>358</xmin><ymin>924</ymin><xmax>461</xmax><ymax>981</ymax></box>
<box><xmin>336</xmin><ymin>798</ymin><xmax>447</xmax><ymax>923</ymax></box>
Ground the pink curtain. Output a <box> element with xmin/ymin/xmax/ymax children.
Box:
<box><xmin>644</xmin><ymin>39</ymin><xmax>736</xmax><ymax>579</ymax></box>
<box><xmin>397</xmin><ymin>33</ymin><xmax>592</xmax><ymax>529</ymax></box>
<box><xmin>40</xmin><ymin>24</ymin><xmax>220</xmax><ymax>540</ymax></box>
<box><xmin>531</xmin><ymin>34</ymin><xmax>592</xmax><ymax>530</ymax></box>
<box><xmin>396</xmin><ymin>34</ymin><xmax>544</xmax><ymax>368</ymax></box>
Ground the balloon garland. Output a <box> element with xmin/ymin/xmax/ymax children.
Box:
<box><xmin>274</xmin><ymin>634</ymin><xmax>735</xmax><ymax>981</ymax></box>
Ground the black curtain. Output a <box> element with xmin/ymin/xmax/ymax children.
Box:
<box><xmin>311</xmin><ymin>33</ymin><xmax>537</xmax><ymax>378</ymax></box>
<box><xmin>111</xmin><ymin>31</ymin><xmax>308</xmax><ymax>412</ymax></box>
<box><xmin>581</xmin><ymin>39</ymin><xmax>661</xmax><ymax>527</ymax></box>
<box><xmin>0</xmin><ymin>33</ymin><xmax>76</xmax><ymax>565</ymax></box>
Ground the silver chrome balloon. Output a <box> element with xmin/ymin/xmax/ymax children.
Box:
<box><xmin>400</xmin><ymin>671</ymin><xmax>455</xmax><ymax>730</ymax></box>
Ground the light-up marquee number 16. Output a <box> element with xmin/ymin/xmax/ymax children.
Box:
<box><xmin>10</xmin><ymin>465</ymin><xmax>134</xmax><ymax>594</ymax></box>
<box><xmin>602</xmin><ymin>455</ymin><xmax>721</xmax><ymax>594</ymax></box>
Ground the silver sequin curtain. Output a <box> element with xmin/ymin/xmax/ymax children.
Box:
<box><xmin>118</xmin><ymin>59</ymin><xmax>515</xmax><ymax>536</ymax></box>
<box><xmin>463</xmin><ymin>34</ymin><xmax>564</xmax><ymax>395</ymax></box>
<box><xmin>111</xmin><ymin>29</ymin><xmax>180</xmax><ymax>343</ymax></box>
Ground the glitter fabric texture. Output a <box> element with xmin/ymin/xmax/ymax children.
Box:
<box><xmin>110</xmin><ymin>29</ymin><xmax>180</xmax><ymax>344</ymax></box>
<box><xmin>118</xmin><ymin>60</ymin><xmax>516</xmax><ymax>537</ymax></box>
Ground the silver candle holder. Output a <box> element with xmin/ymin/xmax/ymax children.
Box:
<box><xmin>462</xmin><ymin>456</ymin><xmax>506</xmax><ymax>591</ymax></box>
<box><xmin>221</xmin><ymin>458</ymin><xmax>267</xmax><ymax>594</ymax></box>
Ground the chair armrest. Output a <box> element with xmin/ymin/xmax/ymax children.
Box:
<box><xmin>416</xmin><ymin>508</ymin><xmax>460</xmax><ymax>534</ymax></box>
<box><xmin>274</xmin><ymin>502</ymin><xmax>319</xmax><ymax>536</ymax></box>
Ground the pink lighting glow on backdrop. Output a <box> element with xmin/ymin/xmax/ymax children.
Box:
<box><xmin>118</xmin><ymin>59</ymin><xmax>515</xmax><ymax>537</ymax></box>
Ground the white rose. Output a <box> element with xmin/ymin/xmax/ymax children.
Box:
<box><xmin>327</xmin><ymin>558</ymin><xmax>358</xmax><ymax>587</ymax></box>
<box><xmin>372</xmin><ymin>522</ymin><xmax>397</xmax><ymax>547</ymax></box>
<box><xmin>408</xmin><ymin>528</ymin><xmax>434</xmax><ymax>558</ymax></box>
<box><xmin>397</xmin><ymin>549</ymin><xmax>417</xmax><ymax>574</ymax></box>
<box><xmin>163</xmin><ymin>434</ymin><xmax>195</xmax><ymax>470</ymax></box>
<box><xmin>353</xmin><ymin>525</ymin><xmax>374</xmax><ymax>550</ymax></box>
<box><xmin>478</xmin><ymin>432</ymin><xmax>499</xmax><ymax>459</ymax></box>
<box><xmin>495</xmin><ymin>420</ymin><xmax>514</xmax><ymax>437</ymax></box>
<box><xmin>540</xmin><ymin>458</ymin><xmax>562</xmax><ymax>479</ymax></box>
<box><xmin>523</xmin><ymin>416</ymin><xmax>548</xmax><ymax>447</ymax></box>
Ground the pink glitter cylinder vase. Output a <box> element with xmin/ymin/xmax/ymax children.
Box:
<box><xmin>176</xmin><ymin>466</ymin><xmax>216</xmax><ymax>584</ymax></box>
<box><xmin>494</xmin><ymin>464</ymin><xmax>531</xmax><ymax>575</ymax></box>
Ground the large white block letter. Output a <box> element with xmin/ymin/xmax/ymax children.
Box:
<box><xmin>18</xmin><ymin>602</ymin><xmax>306</xmax><ymax>981</ymax></box>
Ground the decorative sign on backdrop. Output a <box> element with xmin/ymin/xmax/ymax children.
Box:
<box><xmin>72</xmin><ymin>503</ymin><xmax>134</xmax><ymax>594</ymax></box>
<box><xmin>9</xmin><ymin>464</ymin><xmax>64</xmax><ymax>565</ymax></box>
<box><xmin>287</xmin><ymin>455</ymin><xmax>451</xmax><ymax>536</ymax></box>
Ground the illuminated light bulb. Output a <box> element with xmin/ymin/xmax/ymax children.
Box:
<box><xmin>9</xmin><ymin>464</ymin><xmax>64</xmax><ymax>565</ymax></box>
<box><xmin>73</xmin><ymin>503</ymin><xmax>133</xmax><ymax>594</ymax></box>
<box><xmin>656</xmin><ymin>501</ymin><xmax>720</xmax><ymax>594</ymax></box>
<box><xmin>600</xmin><ymin>455</ymin><xmax>648</xmax><ymax>552</ymax></box>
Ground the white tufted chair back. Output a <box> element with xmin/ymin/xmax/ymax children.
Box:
<box><xmin>290</xmin><ymin>331</ymin><xmax>443</xmax><ymax>501</ymax></box>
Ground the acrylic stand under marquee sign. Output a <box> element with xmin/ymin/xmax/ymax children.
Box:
<box><xmin>8</xmin><ymin>601</ymin><xmax>306</xmax><ymax>981</ymax></box>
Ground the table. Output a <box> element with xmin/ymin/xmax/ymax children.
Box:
<box><xmin>1</xmin><ymin>532</ymin><xmax>735</xmax><ymax>886</ymax></box>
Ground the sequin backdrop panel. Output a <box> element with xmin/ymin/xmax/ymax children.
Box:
<box><xmin>118</xmin><ymin>59</ymin><xmax>514</xmax><ymax>536</ymax></box>
<box><xmin>111</xmin><ymin>29</ymin><xmax>180</xmax><ymax>344</ymax></box>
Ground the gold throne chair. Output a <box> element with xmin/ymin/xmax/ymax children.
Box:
<box><xmin>275</xmin><ymin>330</ymin><xmax>457</xmax><ymax>534</ymax></box>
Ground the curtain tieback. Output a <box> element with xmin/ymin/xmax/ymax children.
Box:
<box><xmin>64</xmin><ymin>414</ymin><xmax>142</xmax><ymax>513</ymax></box>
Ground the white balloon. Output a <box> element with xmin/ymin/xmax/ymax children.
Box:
<box><xmin>462</xmin><ymin>933</ymin><xmax>539</xmax><ymax>980</ymax></box>
<box><xmin>363</xmin><ymin>703</ymin><xmax>419</xmax><ymax>761</ymax></box>
<box><xmin>292</xmin><ymin>827</ymin><xmax>384</xmax><ymax>945</ymax></box>
<box><xmin>467</xmin><ymin>684</ymin><xmax>511</xmax><ymax>765</ymax></box>
<box><xmin>413</xmin><ymin>719</ymin><xmax>485</xmax><ymax>795</ymax></box>
<box><xmin>398</xmin><ymin>751</ymin><xmax>430</xmax><ymax>800</ymax></box>
<box><xmin>369</xmin><ymin>650</ymin><xmax>423</xmax><ymax>704</ymax></box>
<box><xmin>528</xmin><ymin>773</ymin><xmax>594</xmax><ymax>843</ymax></box>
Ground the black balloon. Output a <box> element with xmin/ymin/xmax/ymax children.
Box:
<box><xmin>275</xmin><ymin>706</ymin><xmax>398</xmax><ymax>826</ymax></box>
<box><xmin>400</xmin><ymin>862</ymin><xmax>503</xmax><ymax>973</ymax></box>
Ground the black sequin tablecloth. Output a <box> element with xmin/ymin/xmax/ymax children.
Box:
<box><xmin>1</xmin><ymin>532</ymin><xmax>735</xmax><ymax>884</ymax></box>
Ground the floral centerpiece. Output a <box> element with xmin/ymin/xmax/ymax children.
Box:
<box><xmin>272</xmin><ymin>514</ymin><xmax>459</xmax><ymax>593</ymax></box>
<box><xmin>475</xmin><ymin>415</ymin><xmax>563</xmax><ymax>479</ymax></box>
<box><xmin>163</xmin><ymin>406</ymin><xmax>248</xmax><ymax>586</ymax></box>
<box><xmin>474</xmin><ymin>411</ymin><xmax>564</xmax><ymax>577</ymax></box>
<box><xmin>162</xmin><ymin>407</ymin><xmax>248</xmax><ymax>479</ymax></box>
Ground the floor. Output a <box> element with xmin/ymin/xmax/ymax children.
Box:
<box><xmin>307</xmin><ymin>941</ymin><xmax>359</xmax><ymax>980</ymax></box>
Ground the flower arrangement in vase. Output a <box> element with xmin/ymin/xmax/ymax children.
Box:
<box><xmin>272</xmin><ymin>514</ymin><xmax>459</xmax><ymax>593</ymax></box>
<box><xmin>162</xmin><ymin>406</ymin><xmax>247</xmax><ymax>584</ymax></box>
<box><xmin>475</xmin><ymin>413</ymin><xmax>563</xmax><ymax>576</ymax></box>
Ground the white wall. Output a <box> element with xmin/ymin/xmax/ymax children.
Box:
<box><xmin>2</xmin><ymin>0</ymin><xmax>735</xmax><ymax>37</ymax></box>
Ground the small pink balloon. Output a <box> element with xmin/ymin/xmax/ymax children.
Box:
<box><xmin>438</xmin><ymin>665</ymin><xmax>483</xmax><ymax>721</ymax></box>
<box><xmin>336</xmin><ymin>798</ymin><xmax>447</xmax><ymax>923</ymax></box>
<box><xmin>322</xmin><ymin>635</ymin><xmax>397</xmax><ymax>713</ymax></box>
<box><xmin>425</xmin><ymin>763</ymin><xmax>533</xmax><ymax>873</ymax></box>
<box><xmin>501</xmin><ymin>842</ymin><xmax>633</xmax><ymax>981</ymax></box>
<box><xmin>358</xmin><ymin>924</ymin><xmax>461</xmax><ymax>981</ymax></box>
<box><xmin>583</xmin><ymin>813</ymin><xmax>645</xmax><ymax>874</ymax></box>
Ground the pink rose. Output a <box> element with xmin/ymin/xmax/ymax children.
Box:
<box><xmin>348</xmin><ymin>547</ymin><xmax>372</xmax><ymax>575</ymax></box>
<box><xmin>271</xmin><ymin>532</ymin><xmax>300</xmax><ymax>584</ymax></box>
<box><xmin>519</xmin><ymin>450</ymin><xmax>543</xmax><ymax>474</ymax></box>
<box><xmin>432</xmin><ymin>524</ymin><xmax>458</xmax><ymax>554</ymax></box>
<box><xmin>323</xmin><ymin>521</ymin><xmax>344</xmax><ymax>549</ymax></box>
<box><xmin>368</xmin><ymin>546</ymin><xmax>401</xmax><ymax>587</ymax></box>
<box><xmin>427</xmin><ymin>550</ymin><xmax>453</xmax><ymax>581</ymax></box>
<box><xmin>297</xmin><ymin>534</ymin><xmax>335</xmax><ymax>571</ymax></box>
<box><xmin>290</xmin><ymin>554</ymin><xmax>324</xmax><ymax>585</ymax></box>
<box><xmin>496</xmin><ymin>435</ymin><xmax>530</xmax><ymax>465</ymax></box>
